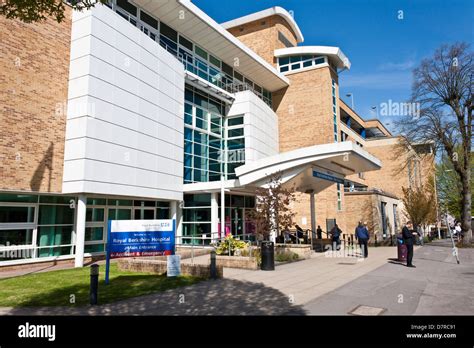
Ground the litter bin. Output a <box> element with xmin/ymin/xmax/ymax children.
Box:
<box><xmin>397</xmin><ymin>237</ymin><xmax>407</xmax><ymax>262</ymax></box>
<box><xmin>260</xmin><ymin>241</ymin><xmax>275</xmax><ymax>271</ymax></box>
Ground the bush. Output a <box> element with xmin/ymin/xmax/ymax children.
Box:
<box><xmin>241</xmin><ymin>247</ymin><xmax>261</xmax><ymax>265</ymax></box>
<box><xmin>275</xmin><ymin>251</ymin><xmax>299</xmax><ymax>262</ymax></box>
<box><xmin>215</xmin><ymin>235</ymin><xmax>249</xmax><ymax>256</ymax></box>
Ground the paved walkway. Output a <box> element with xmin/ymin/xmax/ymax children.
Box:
<box><xmin>0</xmin><ymin>244</ymin><xmax>400</xmax><ymax>315</ymax></box>
<box><xmin>1</xmin><ymin>240</ymin><xmax>471</xmax><ymax>315</ymax></box>
<box><xmin>303</xmin><ymin>239</ymin><xmax>474</xmax><ymax>315</ymax></box>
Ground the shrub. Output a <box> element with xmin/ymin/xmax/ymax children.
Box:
<box><xmin>215</xmin><ymin>235</ymin><xmax>249</xmax><ymax>256</ymax></box>
<box><xmin>275</xmin><ymin>251</ymin><xmax>299</xmax><ymax>262</ymax></box>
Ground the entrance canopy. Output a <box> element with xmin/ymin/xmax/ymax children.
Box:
<box><xmin>235</xmin><ymin>141</ymin><xmax>381</xmax><ymax>193</ymax></box>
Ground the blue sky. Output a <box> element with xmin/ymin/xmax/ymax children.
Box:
<box><xmin>194</xmin><ymin>0</ymin><xmax>474</xmax><ymax>133</ymax></box>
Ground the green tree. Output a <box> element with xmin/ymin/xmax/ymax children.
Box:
<box><xmin>401</xmin><ymin>176</ymin><xmax>437</xmax><ymax>232</ymax></box>
<box><xmin>397</xmin><ymin>42</ymin><xmax>473</xmax><ymax>245</ymax></box>
<box><xmin>436</xmin><ymin>149</ymin><xmax>474</xmax><ymax>219</ymax></box>
<box><xmin>0</xmin><ymin>0</ymin><xmax>106</xmax><ymax>23</ymax></box>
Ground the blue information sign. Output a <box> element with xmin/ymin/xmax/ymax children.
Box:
<box><xmin>313</xmin><ymin>170</ymin><xmax>344</xmax><ymax>184</ymax></box>
<box><xmin>105</xmin><ymin>219</ymin><xmax>175</xmax><ymax>284</ymax></box>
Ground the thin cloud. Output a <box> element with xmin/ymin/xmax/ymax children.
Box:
<box><xmin>377</xmin><ymin>60</ymin><xmax>416</xmax><ymax>71</ymax></box>
<box><xmin>342</xmin><ymin>72</ymin><xmax>412</xmax><ymax>89</ymax></box>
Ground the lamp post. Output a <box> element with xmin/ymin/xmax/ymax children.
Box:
<box><xmin>346</xmin><ymin>93</ymin><xmax>355</xmax><ymax>110</ymax></box>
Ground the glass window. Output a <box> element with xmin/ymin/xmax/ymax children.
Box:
<box><xmin>228</xmin><ymin>116</ymin><xmax>244</xmax><ymax>126</ymax></box>
<box><xmin>227</xmin><ymin>138</ymin><xmax>245</xmax><ymax>150</ymax></box>
<box><xmin>87</xmin><ymin>198</ymin><xmax>106</xmax><ymax>205</ymax></box>
<box><xmin>290</xmin><ymin>55</ymin><xmax>302</xmax><ymax>63</ymax></box>
<box><xmin>222</xmin><ymin>62</ymin><xmax>233</xmax><ymax>76</ymax></box>
<box><xmin>0</xmin><ymin>229</ymin><xmax>33</xmax><ymax>245</ymax></box>
<box><xmin>195</xmin><ymin>45</ymin><xmax>208</xmax><ymax>60</ymax></box>
<box><xmin>0</xmin><ymin>193</ymin><xmax>37</xmax><ymax>203</ymax></box>
<box><xmin>179</xmin><ymin>35</ymin><xmax>193</xmax><ymax>51</ymax></box>
<box><xmin>133</xmin><ymin>200</ymin><xmax>155</xmax><ymax>207</ymax></box>
<box><xmin>303</xmin><ymin>60</ymin><xmax>313</xmax><ymax>68</ymax></box>
<box><xmin>85</xmin><ymin>244</ymin><xmax>105</xmax><ymax>253</ymax></box>
<box><xmin>38</xmin><ymin>205</ymin><xmax>74</xmax><ymax>225</ymax></box>
<box><xmin>117</xmin><ymin>0</ymin><xmax>137</xmax><ymax>16</ymax></box>
<box><xmin>184</xmin><ymin>194</ymin><xmax>211</xmax><ymax>207</ymax></box>
<box><xmin>244</xmin><ymin>196</ymin><xmax>255</xmax><ymax>208</ymax></box>
<box><xmin>156</xmin><ymin>208</ymin><xmax>169</xmax><ymax>219</ymax></box>
<box><xmin>234</xmin><ymin>71</ymin><xmax>243</xmax><ymax>82</ymax></box>
<box><xmin>160</xmin><ymin>21</ymin><xmax>177</xmax><ymax>41</ymax></box>
<box><xmin>140</xmin><ymin>10</ymin><xmax>158</xmax><ymax>29</ymax></box>
<box><xmin>183</xmin><ymin>208</ymin><xmax>211</xmax><ymax>222</ymax></box>
<box><xmin>209</xmin><ymin>55</ymin><xmax>221</xmax><ymax>67</ymax></box>
<box><xmin>108</xmin><ymin>209</ymin><xmax>131</xmax><ymax>220</ymax></box>
<box><xmin>85</xmin><ymin>227</ymin><xmax>104</xmax><ymax>242</ymax></box>
<box><xmin>86</xmin><ymin>208</ymin><xmax>104</xmax><ymax>222</ymax></box>
<box><xmin>0</xmin><ymin>206</ymin><xmax>35</xmax><ymax>223</ymax></box>
<box><xmin>134</xmin><ymin>209</ymin><xmax>155</xmax><ymax>220</ymax></box>
<box><xmin>107</xmin><ymin>199</ymin><xmax>132</xmax><ymax>206</ymax></box>
<box><xmin>280</xmin><ymin>66</ymin><xmax>289</xmax><ymax>73</ymax></box>
<box><xmin>37</xmin><ymin>226</ymin><xmax>73</xmax><ymax>246</ymax></box>
<box><xmin>39</xmin><ymin>195</ymin><xmax>74</xmax><ymax>204</ymax></box>
<box><xmin>279</xmin><ymin>57</ymin><xmax>290</xmax><ymax>65</ymax></box>
<box><xmin>228</xmin><ymin>128</ymin><xmax>244</xmax><ymax>138</ymax></box>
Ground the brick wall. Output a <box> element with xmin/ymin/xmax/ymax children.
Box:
<box><xmin>0</xmin><ymin>9</ymin><xmax>72</xmax><ymax>193</ymax></box>
<box><xmin>226</xmin><ymin>15</ymin><xmax>298</xmax><ymax>67</ymax></box>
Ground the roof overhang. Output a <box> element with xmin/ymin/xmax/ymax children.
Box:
<box><xmin>235</xmin><ymin>142</ymin><xmax>380</xmax><ymax>193</ymax></box>
<box><xmin>221</xmin><ymin>6</ymin><xmax>304</xmax><ymax>44</ymax></box>
<box><xmin>274</xmin><ymin>46</ymin><xmax>351</xmax><ymax>70</ymax></box>
<box><xmin>133</xmin><ymin>0</ymin><xmax>289</xmax><ymax>92</ymax></box>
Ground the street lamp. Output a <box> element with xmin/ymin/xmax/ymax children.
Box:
<box><xmin>346</xmin><ymin>93</ymin><xmax>355</xmax><ymax>110</ymax></box>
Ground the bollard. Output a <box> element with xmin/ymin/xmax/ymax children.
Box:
<box><xmin>210</xmin><ymin>251</ymin><xmax>217</xmax><ymax>279</ymax></box>
<box><xmin>90</xmin><ymin>264</ymin><xmax>99</xmax><ymax>305</ymax></box>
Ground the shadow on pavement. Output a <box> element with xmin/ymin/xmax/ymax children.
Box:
<box><xmin>5</xmin><ymin>278</ymin><xmax>307</xmax><ymax>316</ymax></box>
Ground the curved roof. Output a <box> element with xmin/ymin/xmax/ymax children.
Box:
<box><xmin>235</xmin><ymin>141</ymin><xmax>381</xmax><ymax>189</ymax></box>
<box><xmin>134</xmin><ymin>0</ymin><xmax>290</xmax><ymax>91</ymax></box>
<box><xmin>221</xmin><ymin>6</ymin><xmax>304</xmax><ymax>44</ymax></box>
<box><xmin>275</xmin><ymin>46</ymin><xmax>351</xmax><ymax>70</ymax></box>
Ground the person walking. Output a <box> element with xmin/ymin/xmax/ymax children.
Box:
<box><xmin>330</xmin><ymin>224</ymin><xmax>342</xmax><ymax>250</ymax></box>
<box><xmin>355</xmin><ymin>221</ymin><xmax>370</xmax><ymax>258</ymax></box>
<box><xmin>402</xmin><ymin>221</ymin><xmax>417</xmax><ymax>268</ymax></box>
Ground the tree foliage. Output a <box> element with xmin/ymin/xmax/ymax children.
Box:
<box><xmin>436</xmin><ymin>149</ymin><xmax>474</xmax><ymax>219</ymax></box>
<box><xmin>401</xmin><ymin>176</ymin><xmax>437</xmax><ymax>229</ymax></box>
<box><xmin>0</xmin><ymin>0</ymin><xmax>106</xmax><ymax>23</ymax></box>
<box><xmin>246</xmin><ymin>174</ymin><xmax>297</xmax><ymax>241</ymax></box>
<box><xmin>396</xmin><ymin>42</ymin><xmax>473</xmax><ymax>244</ymax></box>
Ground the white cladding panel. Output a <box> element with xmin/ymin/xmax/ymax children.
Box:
<box><xmin>228</xmin><ymin>91</ymin><xmax>279</xmax><ymax>163</ymax></box>
<box><xmin>63</xmin><ymin>5</ymin><xmax>185</xmax><ymax>200</ymax></box>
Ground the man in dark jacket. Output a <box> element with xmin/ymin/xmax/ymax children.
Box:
<box><xmin>355</xmin><ymin>221</ymin><xmax>370</xmax><ymax>258</ymax></box>
<box><xmin>402</xmin><ymin>221</ymin><xmax>416</xmax><ymax>268</ymax></box>
<box><xmin>330</xmin><ymin>224</ymin><xmax>342</xmax><ymax>249</ymax></box>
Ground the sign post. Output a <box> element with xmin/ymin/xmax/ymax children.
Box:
<box><xmin>105</xmin><ymin>219</ymin><xmax>176</xmax><ymax>284</ymax></box>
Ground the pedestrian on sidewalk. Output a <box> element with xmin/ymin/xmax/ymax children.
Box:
<box><xmin>355</xmin><ymin>221</ymin><xmax>370</xmax><ymax>258</ymax></box>
<box><xmin>402</xmin><ymin>221</ymin><xmax>417</xmax><ymax>268</ymax></box>
<box><xmin>317</xmin><ymin>225</ymin><xmax>323</xmax><ymax>239</ymax></box>
<box><xmin>330</xmin><ymin>224</ymin><xmax>342</xmax><ymax>250</ymax></box>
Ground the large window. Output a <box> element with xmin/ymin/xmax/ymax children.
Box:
<box><xmin>336</xmin><ymin>184</ymin><xmax>342</xmax><ymax>211</ymax></box>
<box><xmin>184</xmin><ymin>86</ymin><xmax>226</xmax><ymax>183</ymax></box>
<box><xmin>278</xmin><ymin>55</ymin><xmax>327</xmax><ymax>73</ymax></box>
<box><xmin>112</xmin><ymin>0</ymin><xmax>272</xmax><ymax>107</ymax></box>
<box><xmin>0</xmin><ymin>193</ymin><xmax>170</xmax><ymax>262</ymax></box>
<box><xmin>182</xmin><ymin>194</ymin><xmax>212</xmax><ymax>245</ymax></box>
<box><xmin>226</xmin><ymin>115</ymin><xmax>245</xmax><ymax>179</ymax></box>
<box><xmin>332</xmin><ymin>79</ymin><xmax>338</xmax><ymax>142</ymax></box>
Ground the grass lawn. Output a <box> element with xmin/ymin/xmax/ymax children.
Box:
<box><xmin>0</xmin><ymin>263</ymin><xmax>202</xmax><ymax>307</ymax></box>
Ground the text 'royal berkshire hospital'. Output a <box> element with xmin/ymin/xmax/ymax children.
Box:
<box><xmin>0</xmin><ymin>0</ymin><xmax>434</xmax><ymax>268</ymax></box>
